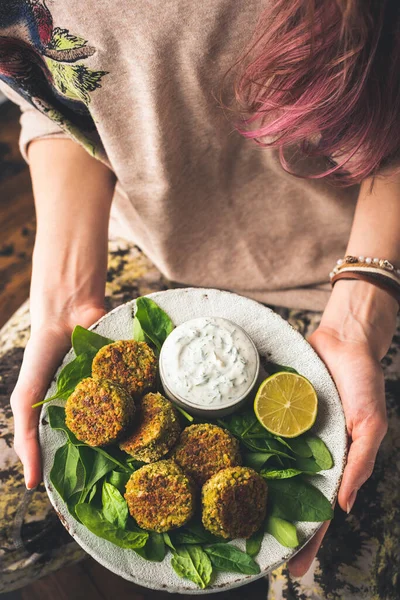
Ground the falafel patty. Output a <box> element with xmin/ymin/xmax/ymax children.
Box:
<box><xmin>125</xmin><ymin>460</ymin><xmax>195</xmax><ymax>532</ymax></box>
<box><xmin>119</xmin><ymin>392</ymin><xmax>180</xmax><ymax>462</ymax></box>
<box><xmin>172</xmin><ymin>423</ymin><xmax>241</xmax><ymax>487</ymax></box>
<box><xmin>65</xmin><ymin>377</ymin><xmax>135</xmax><ymax>446</ymax></box>
<box><xmin>92</xmin><ymin>340</ymin><xmax>157</xmax><ymax>398</ymax></box>
<box><xmin>202</xmin><ymin>466</ymin><xmax>267</xmax><ymax>539</ymax></box>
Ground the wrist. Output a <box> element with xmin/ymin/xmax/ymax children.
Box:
<box><xmin>320</xmin><ymin>279</ymin><xmax>397</xmax><ymax>360</ymax></box>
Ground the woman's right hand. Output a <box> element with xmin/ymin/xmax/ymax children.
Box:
<box><xmin>10</xmin><ymin>305</ymin><xmax>106</xmax><ymax>489</ymax></box>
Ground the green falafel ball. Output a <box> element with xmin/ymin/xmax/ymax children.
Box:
<box><xmin>119</xmin><ymin>392</ymin><xmax>180</xmax><ymax>462</ymax></box>
<box><xmin>125</xmin><ymin>460</ymin><xmax>195</xmax><ymax>532</ymax></box>
<box><xmin>65</xmin><ymin>377</ymin><xmax>135</xmax><ymax>447</ymax></box>
<box><xmin>92</xmin><ymin>340</ymin><xmax>157</xmax><ymax>398</ymax></box>
<box><xmin>202</xmin><ymin>466</ymin><xmax>267</xmax><ymax>539</ymax></box>
<box><xmin>172</xmin><ymin>423</ymin><xmax>241</xmax><ymax>487</ymax></box>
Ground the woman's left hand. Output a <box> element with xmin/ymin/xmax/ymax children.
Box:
<box><xmin>287</xmin><ymin>279</ymin><xmax>398</xmax><ymax>577</ymax></box>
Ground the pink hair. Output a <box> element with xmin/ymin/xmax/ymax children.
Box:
<box><xmin>233</xmin><ymin>0</ymin><xmax>400</xmax><ymax>185</ymax></box>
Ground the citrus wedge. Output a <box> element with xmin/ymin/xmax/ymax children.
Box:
<box><xmin>254</xmin><ymin>372</ymin><xmax>318</xmax><ymax>438</ymax></box>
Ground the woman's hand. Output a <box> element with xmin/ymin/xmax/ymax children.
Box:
<box><xmin>288</xmin><ymin>279</ymin><xmax>398</xmax><ymax>577</ymax></box>
<box><xmin>10</xmin><ymin>137</ymin><xmax>115</xmax><ymax>490</ymax></box>
<box><xmin>10</xmin><ymin>305</ymin><xmax>105</xmax><ymax>490</ymax></box>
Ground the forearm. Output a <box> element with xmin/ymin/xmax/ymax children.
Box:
<box><xmin>28</xmin><ymin>138</ymin><xmax>116</xmax><ymax>331</ymax></box>
<box><xmin>320</xmin><ymin>175</ymin><xmax>400</xmax><ymax>359</ymax></box>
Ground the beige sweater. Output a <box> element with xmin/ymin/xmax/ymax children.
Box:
<box><xmin>0</xmin><ymin>0</ymin><xmax>359</xmax><ymax>310</ymax></box>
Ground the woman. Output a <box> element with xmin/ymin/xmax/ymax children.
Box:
<box><xmin>1</xmin><ymin>0</ymin><xmax>399</xmax><ymax>598</ymax></box>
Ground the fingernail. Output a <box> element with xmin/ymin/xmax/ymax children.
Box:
<box><xmin>346</xmin><ymin>490</ymin><xmax>357</xmax><ymax>514</ymax></box>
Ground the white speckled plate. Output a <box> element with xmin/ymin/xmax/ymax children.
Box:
<box><xmin>39</xmin><ymin>288</ymin><xmax>347</xmax><ymax>594</ymax></box>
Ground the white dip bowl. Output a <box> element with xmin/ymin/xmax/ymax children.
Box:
<box><xmin>159</xmin><ymin>316</ymin><xmax>260</xmax><ymax>417</ymax></box>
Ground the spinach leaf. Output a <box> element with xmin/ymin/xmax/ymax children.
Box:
<box><xmin>163</xmin><ymin>532</ymin><xmax>176</xmax><ymax>551</ymax></box>
<box><xmin>204</xmin><ymin>544</ymin><xmax>260</xmax><ymax>575</ymax></box>
<box><xmin>67</xmin><ymin>491</ymin><xmax>84</xmax><ymax>519</ymax></box>
<box><xmin>171</xmin><ymin>545</ymin><xmax>213</xmax><ymax>589</ymax></box>
<box><xmin>87</xmin><ymin>483</ymin><xmax>98</xmax><ymax>504</ymax></box>
<box><xmin>282</xmin><ymin>436</ymin><xmax>313</xmax><ymax>458</ymax></box>
<box><xmin>34</xmin><ymin>353</ymin><xmax>92</xmax><ymax>407</ymax></box>
<box><xmin>133</xmin><ymin>317</ymin><xmax>146</xmax><ymax>342</ymax></box>
<box><xmin>102</xmin><ymin>481</ymin><xmax>128</xmax><ymax>529</ymax></box>
<box><xmin>243</xmin><ymin>452</ymin><xmax>275</xmax><ymax>471</ymax></box>
<box><xmin>268</xmin><ymin>479</ymin><xmax>334</xmax><ymax>522</ymax></box>
<box><xmin>242</xmin><ymin>438</ymin><xmax>295</xmax><ymax>459</ymax></box>
<box><xmin>246</xmin><ymin>528</ymin><xmax>264</xmax><ymax>557</ymax></box>
<box><xmin>47</xmin><ymin>405</ymin><xmax>80</xmax><ymax>444</ymax></box>
<box><xmin>172</xmin><ymin>531</ymin><xmax>208</xmax><ymax>545</ymax></box>
<box><xmin>305</xmin><ymin>435</ymin><xmax>334</xmax><ymax>470</ymax></box>
<box><xmin>136</xmin><ymin>532</ymin><xmax>167</xmax><ymax>562</ymax></box>
<box><xmin>71</xmin><ymin>325</ymin><xmax>113</xmax><ymax>358</ymax></box>
<box><xmin>48</xmin><ymin>406</ymin><xmax>130</xmax><ymax>472</ymax></box>
<box><xmin>265</xmin><ymin>516</ymin><xmax>299</xmax><ymax>548</ymax></box>
<box><xmin>174</xmin><ymin>405</ymin><xmax>195</xmax><ymax>423</ymax></box>
<box><xmin>218</xmin><ymin>408</ymin><xmax>271</xmax><ymax>440</ymax></box>
<box><xmin>294</xmin><ymin>457</ymin><xmax>323</xmax><ymax>474</ymax></box>
<box><xmin>75</xmin><ymin>504</ymin><xmax>148</xmax><ymax>549</ymax></box>
<box><xmin>134</xmin><ymin>297</ymin><xmax>174</xmax><ymax>352</ymax></box>
<box><xmin>50</xmin><ymin>442</ymin><xmax>80</xmax><ymax>499</ymax></box>
<box><xmin>171</xmin><ymin>521</ymin><xmax>224</xmax><ymax>546</ymax></box>
<box><xmin>108</xmin><ymin>470</ymin><xmax>131</xmax><ymax>494</ymax></box>
<box><xmin>266</xmin><ymin>362</ymin><xmax>299</xmax><ymax>375</ymax></box>
<box><xmin>261</xmin><ymin>468</ymin><xmax>303</xmax><ymax>480</ymax></box>
<box><xmin>77</xmin><ymin>446</ymin><xmax>116</xmax><ymax>502</ymax></box>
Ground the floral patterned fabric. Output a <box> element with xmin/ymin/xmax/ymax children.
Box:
<box><xmin>0</xmin><ymin>239</ymin><xmax>398</xmax><ymax>598</ymax></box>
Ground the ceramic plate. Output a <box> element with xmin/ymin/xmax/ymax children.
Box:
<box><xmin>39</xmin><ymin>288</ymin><xmax>347</xmax><ymax>594</ymax></box>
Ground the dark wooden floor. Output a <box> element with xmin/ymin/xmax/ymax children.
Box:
<box><xmin>0</xmin><ymin>102</ymin><xmax>266</xmax><ymax>599</ymax></box>
<box><xmin>0</xmin><ymin>102</ymin><xmax>35</xmax><ymax>329</ymax></box>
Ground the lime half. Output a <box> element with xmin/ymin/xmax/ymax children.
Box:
<box><xmin>254</xmin><ymin>372</ymin><xmax>318</xmax><ymax>438</ymax></box>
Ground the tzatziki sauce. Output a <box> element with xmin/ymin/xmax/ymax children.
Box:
<box><xmin>160</xmin><ymin>317</ymin><xmax>259</xmax><ymax>408</ymax></box>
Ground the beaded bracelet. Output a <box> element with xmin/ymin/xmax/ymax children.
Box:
<box><xmin>329</xmin><ymin>255</ymin><xmax>400</xmax><ymax>280</ymax></box>
<box><xmin>329</xmin><ymin>255</ymin><xmax>400</xmax><ymax>308</ymax></box>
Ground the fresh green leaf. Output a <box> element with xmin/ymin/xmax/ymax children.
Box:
<box><xmin>171</xmin><ymin>530</ymin><xmax>208</xmax><ymax>545</ymax></box>
<box><xmin>171</xmin><ymin>545</ymin><xmax>213</xmax><ymax>589</ymax></box>
<box><xmin>75</xmin><ymin>504</ymin><xmax>148</xmax><ymax>549</ymax></box>
<box><xmin>71</xmin><ymin>325</ymin><xmax>113</xmax><ymax>357</ymax></box>
<box><xmin>135</xmin><ymin>532</ymin><xmax>167</xmax><ymax>562</ymax></box>
<box><xmin>305</xmin><ymin>436</ymin><xmax>334</xmax><ymax>470</ymax></box>
<box><xmin>268</xmin><ymin>479</ymin><xmax>334</xmax><ymax>522</ymax></box>
<box><xmin>134</xmin><ymin>297</ymin><xmax>174</xmax><ymax>352</ymax></box>
<box><xmin>265</xmin><ymin>516</ymin><xmax>299</xmax><ymax>548</ymax></box>
<box><xmin>241</xmin><ymin>438</ymin><xmax>295</xmax><ymax>459</ymax></box>
<box><xmin>48</xmin><ymin>406</ymin><xmax>131</xmax><ymax>472</ymax></box>
<box><xmin>34</xmin><ymin>353</ymin><xmax>92</xmax><ymax>406</ymax></box>
<box><xmin>78</xmin><ymin>446</ymin><xmax>116</xmax><ymax>501</ymax></box>
<box><xmin>50</xmin><ymin>442</ymin><xmax>80</xmax><ymax>499</ymax></box>
<box><xmin>174</xmin><ymin>405</ymin><xmax>195</xmax><ymax>422</ymax></box>
<box><xmin>108</xmin><ymin>470</ymin><xmax>131</xmax><ymax>494</ymax></box>
<box><xmin>294</xmin><ymin>457</ymin><xmax>323</xmax><ymax>474</ymax></box>
<box><xmin>204</xmin><ymin>544</ymin><xmax>260</xmax><ymax>575</ymax></box>
<box><xmin>47</xmin><ymin>405</ymin><xmax>80</xmax><ymax>444</ymax></box>
<box><xmin>282</xmin><ymin>436</ymin><xmax>313</xmax><ymax>458</ymax></box>
<box><xmin>218</xmin><ymin>408</ymin><xmax>270</xmax><ymax>440</ymax></box>
<box><xmin>133</xmin><ymin>317</ymin><xmax>146</xmax><ymax>342</ymax></box>
<box><xmin>261</xmin><ymin>468</ymin><xmax>303</xmax><ymax>480</ymax></box>
<box><xmin>87</xmin><ymin>482</ymin><xmax>98</xmax><ymax>504</ymax></box>
<box><xmin>102</xmin><ymin>481</ymin><xmax>128</xmax><ymax>529</ymax></box>
<box><xmin>266</xmin><ymin>363</ymin><xmax>299</xmax><ymax>375</ymax></box>
<box><xmin>171</xmin><ymin>521</ymin><xmax>224</xmax><ymax>546</ymax></box>
<box><xmin>163</xmin><ymin>532</ymin><xmax>176</xmax><ymax>551</ymax></box>
<box><xmin>243</xmin><ymin>452</ymin><xmax>275</xmax><ymax>471</ymax></box>
<box><xmin>246</xmin><ymin>528</ymin><xmax>264</xmax><ymax>557</ymax></box>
